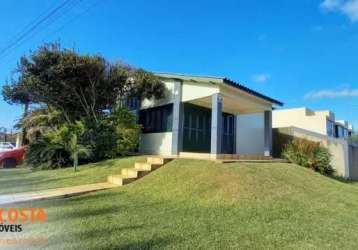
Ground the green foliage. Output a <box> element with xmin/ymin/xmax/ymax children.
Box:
<box><xmin>2</xmin><ymin>43</ymin><xmax>165</xmax><ymax>122</ymax></box>
<box><xmin>350</xmin><ymin>134</ymin><xmax>358</xmax><ymax>144</ymax></box>
<box><xmin>19</xmin><ymin>107</ymin><xmax>64</xmax><ymax>143</ymax></box>
<box><xmin>49</xmin><ymin>121</ymin><xmax>92</xmax><ymax>171</ymax></box>
<box><xmin>3</xmin><ymin>42</ymin><xmax>163</xmax><ymax>169</ymax></box>
<box><xmin>282</xmin><ymin>138</ymin><xmax>334</xmax><ymax>175</ymax></box>
<box><xmin>83</xmin><ymin>108</ymin><xmax>141</xmax><ymax>161</ymax></box>
<box><xmin>25</xmin><ymin>108</ymin><xmax>140</xmax><ymax>169</ymax></box>
<box><xmin>25</xmin><ymin>137</ymin><xmax>70</xmax><ymax>170</ymax></box>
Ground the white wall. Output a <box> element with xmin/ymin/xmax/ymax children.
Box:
<box><xmin>182</xmin><ymin>81</ymin><xmax>219</xmax><ymax>102</ymax></box>
<box><xmin>139</xmin><ymin>132</ymin><xmax>172</xmax><ymax>155</ymax></box>
<box><xmin>236</xmin><ymin>113</ymin><xmax>265</xmax><ymax>155</ymax></box>
<box><xmin>272</xmin><ymin>108</ymin><xmax>332</xmax><ymax>136</ymax></box>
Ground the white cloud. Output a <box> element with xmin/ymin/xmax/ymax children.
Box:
<box><xmin>252</xmin><ymin>73</ymin><xmax>271</xmax><ymax>83</ymax></box>
<box><xmin>342</xmin><ymin>0</ymin><xmax>358</xmax><ymax>21</ymax></box>
<box><xmin>305</xmin><ymin>87</ymin><xmax>358</xmax><ymax>99</ymax></box>
<box><xmin>320</xmin><ymin>0</ymin><xmax>343</xmax><ymax>11</ymax></box>
<box><xmin>320</xmin><ymin>0</ymin><xmax>358</xmax><ymax>22</ymax></box>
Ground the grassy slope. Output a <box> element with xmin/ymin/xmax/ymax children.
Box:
<box><xmin>6</xmin><ymin>159</ymin><xmax>358</xmax><ymax>249</ymax></box>
<box><xmin>0</xmin><ymin>156</ymin><xmax>145</xmax><ymax>194</ymax></box>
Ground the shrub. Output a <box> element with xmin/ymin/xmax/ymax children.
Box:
<box><xmin>24</xmin><ymin>107</ymin><xmax>141</xmax><ymax>169</ymax></box>
<box><xmin>82</xmin><ymin>108</ymin><xmax>141</xmax><ymax>161</ymax></box>
<box><xmin>25</xmin><ymin>138</ymin><xmax>70</xmax><ymax>169</ymax></box>
<box><xmin>282</xmin><ymin>138</ymin><xmax>334</xmax><ymax>175</ymax></box>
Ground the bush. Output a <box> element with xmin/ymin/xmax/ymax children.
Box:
<box><xmin>282</xmin><ymin>138</ymin><xmax>334</xmax><ymax>175</ymax></box>
<box><xmin>25</xmin><ymin>138</ymin><xmax>70</xmax><ymax>169</ymax></box>
<box><xmin>24</xmin><ymin>107</ymin><xmax>141</xmax><ymax>169</ymax></box>
<box><xmin>81</xmin><ymin>107</ymin><xmax>141</xmax><ymax>161</ymax></box>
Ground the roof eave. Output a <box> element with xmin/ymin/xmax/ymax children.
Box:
<box><xmin>223</xmin><ymin>78</ymin><xmax>283</xmax><ymax>106</ymax></box>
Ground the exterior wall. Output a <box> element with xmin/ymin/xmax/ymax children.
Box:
<box><xmin>273</xmin><ymin>127</ymin><xmax>354</xmax><ymax>178</ymax></box>
<box><xmin>273</xmin><ymin>108</ymin><xmax>331</xmax><ymax>136</ymax></box>
<box><xmin>139</xmin><ymin>132</ymin><xmax>173</xmax><ymax>155</ymax></box>
<box><xmin>182</xmin><ymin>81</ymin><xmax>219</xmax><ymax>102</ymax></box>
<box><xmin>236</xmin><ymin>113</ymin><xmax>265</xmax><ymax>155</ymax></box>
<box><xmin>349</xmin><ymin>142</ymin><xmax>358</xmax><ymax>179</ymax></box>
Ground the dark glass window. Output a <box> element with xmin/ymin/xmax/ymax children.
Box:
<box><xmin>335</xmin><ymin>125</ymin><xmax>345</xmax><ymax>138</ymax></box>
<box><xmin>327</xmin><ymin>120</ymin><xmax>334</xmax><ymax>137</ymax></box>
<box><xmin>120</xmin><ymin>97</ymin><xmax>140</xmax><ymax>111</ymax></box>
<box><xmin>183</xmin><ymin>103</ymin><xmax>212</xmax><ymax>153</ymax></box>
<box><xmin>139</xmin><ymin>104</ymin><xmax>173</xmax><ymax>133</ymax></box>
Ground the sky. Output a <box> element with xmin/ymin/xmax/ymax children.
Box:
<box><xmin>0</xmin><ymin>0</ymin><xmax>358</xmax><ymax>130</ymax></box>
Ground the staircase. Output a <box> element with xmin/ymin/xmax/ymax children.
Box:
<box><xmin>107</xmin><ymin>156</ymin><xmax>171</xmax><ymax>186</ymax></box>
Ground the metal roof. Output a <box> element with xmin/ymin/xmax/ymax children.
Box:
<box><xmin>155</xmin><ymin>72</ymin><xmax>283</xmax><ymax>106</ymax></box>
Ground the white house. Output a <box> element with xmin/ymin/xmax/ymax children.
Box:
<box><xmin>132</xmin><ymin>73</ymin><xmax>282</xmax><ymax>159</ymax></box>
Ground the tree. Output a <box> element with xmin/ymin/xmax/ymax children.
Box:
<box><xmin>50</xmin><ymin>121</ymin><xmax>91</xmax><ymax>172</ymax></box>
<box><xmin>3</xmin><ymin>43</ymin><xmax>165</xmax><ymax>169</ymax></box>
<box><xmin>2</xmin><ymin>83</ymin><xmax>32</xmax><ymax>144</ymax></box>
<box><xmin>2</xmin><ymin>43</ymin><xmax>165</xmax><ymax>122</ymax></box>
<box><xmin>19</xmin><ymin>107</ymin><xmax>64</xmax><ymax>143</ymax></box>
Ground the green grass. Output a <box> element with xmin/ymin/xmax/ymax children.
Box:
<box><xmin>4</xmin><ymin>158</ymin><xmax>358</xmax><ymax>249</ymax></box>
<box><xmin>0</xmin><ymin>156</ymin><xmax>145</xmax><ymax>194</ymax></box>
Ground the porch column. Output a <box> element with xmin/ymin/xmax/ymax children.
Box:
<box><xmin>171</xmin><ymin>80</ymin><xmax>183</xmax><ymax>155</ymax></box>
<box><xmin>211</xmin><ymin>93</ymin><xmax>223</xmax><ymax>155</ymax></box>
<box><xmin>234</xmin><ymin>114</ymin><xmax>239</xmax><ymax>154</ymax></box>
<box><xmin>264</xmin><ymin>110</ymin><xmax>272</xmax><ymax>157</ymax></box>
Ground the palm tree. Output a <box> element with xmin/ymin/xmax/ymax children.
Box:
<box><xmin>19</xmin><ymin>107</ymin><xmax>64</xmax><ymax>142</ymax></box>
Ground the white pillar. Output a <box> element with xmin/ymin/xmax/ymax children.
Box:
<box><xmin>264</xmin><ymin>110</ymin><xmax>272</xmax><ymax>157</ymax></box>
<box><xmin>211</xmin><ymin>93</ymin><xmax>222</xmax><ymax>155</ymax></box>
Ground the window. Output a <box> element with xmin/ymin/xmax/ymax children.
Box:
<box><xmin>139</xmin><ymin>104</ymin><xmax>173</xmax><ymax>133</ymax></box>
<box><xmin>120</xmin><ymin>97</ymin><xmax>140</xmax><ymax>111</ymax></box>
<box><xmin>344</xmin><ymin>128</ymin><xmax>349</xmax><ymax>138</ymax></box>
<box><xmin>327</xmin><ymin>120</ymin><xmax>334</xmax><ymax>137</ymax></box>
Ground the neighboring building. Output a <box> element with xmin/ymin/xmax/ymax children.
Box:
<box><xmin>130</xmin><ymin>73</ymin><xmax>282</xmax><ymax>159</ymax></box>
<box><xmin>272</xmin><ymin>107</ymin><xmax>353</xmax><ymax>139</ymax></box>
<box><xmin>348</xmin><ymin>124</ymin><xmax>354</xmax><ymax>137</ymax></box>
<box><xmin>335</xmin><ymin>120</ymin><xmax>354</xmax><ymax>138</ymax></box>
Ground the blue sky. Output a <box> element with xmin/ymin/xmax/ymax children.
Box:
<box><xmin>0</xmin><ymin>0</ymin><xmax>358</xmax><ymax>129</ymax></box>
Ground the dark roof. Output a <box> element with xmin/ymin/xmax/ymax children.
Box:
<box><xmin>223</xmin><ymin>78</ymin><xmax>283</xmax><ymax>106</ymax></box>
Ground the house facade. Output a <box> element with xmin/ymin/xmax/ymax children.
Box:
<box><xmin>272</xmin><ymin>107</ymin><xmax>354</xmax><ymax>139</ymax></box>
<box><xmin>134</xmin><ymin>73</ymin><xmax>282</xmax><ymax>159</ymax></box>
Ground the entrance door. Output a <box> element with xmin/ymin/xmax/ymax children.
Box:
<box><xmin>222</xmin><ymin>114</ymin><xmax>235</xmax><ymax>154</ymax></box>
<box><xmin>182</xmin><ymin>103</ymin><xmax>235</xmax><ymax>154</ymax></box>
<box><xmin>183</xmin><ymin>103</ymin><xmax>211</xmax><ymax>153</ymax></box>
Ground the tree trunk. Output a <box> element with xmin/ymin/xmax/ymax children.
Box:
<box><xmin>21</xmin><ymin>102</ymin><xmax>29</xmax><ymax>145</ymax></box>
<box><xmin>73</xmin><ymin>151</ymin><xmax>78</xmax><ymax>172</ymax></box>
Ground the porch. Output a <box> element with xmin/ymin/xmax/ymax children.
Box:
<box><xmin>172</xmin><ymin>90</ymin><xmax>273</xmax><ymax>158</ymax></box>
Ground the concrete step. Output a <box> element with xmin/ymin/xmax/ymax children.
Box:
<box><xmin>147</xmin><ymin>157</ymin><xmax>170</xmax><ymax>165</ymax></box>
<box><xmin>121</xmin><ymin>168</ymin><xmax>150</xmax><ymax>178</ymax></box>
<box><xmin>135</xmin><ymin>162</ymin><xmax>161</xmax><ymax>171</ymax></box>
<box><xmin>107</xmin><ymin>175</ymin><xmax>136</xmax><ymax>186</ymax></box>
<box><xmin>121</xmin><ymin>168</ymin><xmax>137</xmax><ymax>178</ymax></box>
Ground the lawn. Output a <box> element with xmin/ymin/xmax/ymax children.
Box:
<box><xmin>4</xmin><ymin>158</ymin><xmax>358</xmax><ymax>249</ymax></box>
<box><xmin>0</xmin><ymin>156</ymin><xmax>145</xmax><ymax>194</ymax></box>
